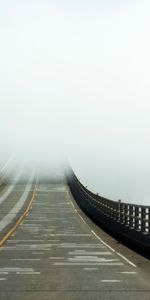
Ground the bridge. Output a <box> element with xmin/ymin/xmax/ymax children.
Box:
<box><xmin>0</xmin><ymin>159</ymin><xmax>150</xmax><ymax>300</ymax></box>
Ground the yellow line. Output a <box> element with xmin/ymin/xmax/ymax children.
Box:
<box><xmin>0</xmin><ymin>177</ymin><xmax>38</xmax><ymax>248</ymax></box>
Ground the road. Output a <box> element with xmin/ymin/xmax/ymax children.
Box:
<box><xmin>0</xmin><ymin>174</ymin><xmax>150</xmax><ymax>299</ymax></box>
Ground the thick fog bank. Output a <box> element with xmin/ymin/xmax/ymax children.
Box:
<box><xmin>0</xmin><ymin>0</ymin><xmax>150</xmax><ymax>206</ymax></box>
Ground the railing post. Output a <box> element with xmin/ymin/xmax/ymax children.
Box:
<box><xmin>120</xmin><ymin>203</ymin><xmax>124</xmax><ymax>224</ymax></box>
<box><xmin>117</xmin><ymin>200</ymin><xmax>121</xmax><ymax>222</ymax></box>
<box><xmin>141</xmin><ymin>207</ymin><xmax>146</xmax><ymax>234</ymax></box>
<box><xmin>135</xmin><ymin>206</ymin><xmax>140</xmax><ymax>231</ymax></box>
<box><xmin>125</xmin><ymin>204</ymin><xmax>129</xmax><ymax>226</ymax></box>
<box><xmin>113</xmin><ymin>202</ymin><xmax>116</xmax><ymax>220</ymax></box>
<box><xmin>129</xmin><ymin>205</ymin><xmax>134</xmax><ymax>228</ymax></box>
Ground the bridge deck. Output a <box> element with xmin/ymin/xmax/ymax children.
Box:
<box><xmin>0</xmin><ymin>178</ymin><xmax>150</xmax><ymax>299</ymax></box>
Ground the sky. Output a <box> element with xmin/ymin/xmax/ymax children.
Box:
<box><xmin>0</xmin><ymin>0</ymin><xmax>150</xmax><ymax>205</ymax></box>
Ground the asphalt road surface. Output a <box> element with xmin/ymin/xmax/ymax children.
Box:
<box><xmin>0</xmin><ymin>175</ymin><xmax>150</xmax><ymax>300</ymax></box>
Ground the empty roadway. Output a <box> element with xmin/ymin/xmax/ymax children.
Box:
<box><xmin>0</xmin><ymin>175</ymin><xmax>150</xmax><ymax>300</ymax></box>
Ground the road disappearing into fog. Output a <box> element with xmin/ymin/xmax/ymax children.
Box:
<box><xmin>0</xmin><ymin>171</ymin><xmax>150</xmax><ymax>300</ymax></box>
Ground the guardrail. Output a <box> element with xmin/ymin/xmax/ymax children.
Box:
<box><xmin>67</xmin><ymin>169</ymin><xmax>150</xmax><ymax>256</ymax></box>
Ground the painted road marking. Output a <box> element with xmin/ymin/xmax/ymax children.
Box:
<box><xmin>0</xmin><ymin>178</ymin><xmax>37</xmax><ymax>248</ymax></box>
<box><xmin>116</xmin><ymin>252</ymin><xmax>137</xmax><ymax>268</ymax></box>
<box><xmin>68</xmin><ymin>185</ymin><xmax>137</xmax><ymax>268</ymax></box>
<box><xmin>0</xmin><ymin>179</ymin><xmax>34</xmax><ymax>231</ymax></box>
<box><xmin>0</xmin><ymin>170</ymin><xmax>23</xmax><ymax>205</ymax></box>
<box><xmin>101</xmin><ymin>280</ymin><xmax>121</xmax><ymax>282</ymax></box>
<box><xmin>91</xmin><ymin>230</ymin><xmax>136</xmax><ymax>267</ymax></box>
<box><xmin>16</xmin><ymin>272</ymin><xmax>41</xmax><ymax>275</ymax></box>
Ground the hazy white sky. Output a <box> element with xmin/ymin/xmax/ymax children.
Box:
<box><xmin>0</xmin><ymin>0</ymin><xmax>150</xmax><ymax>204</ymax></box>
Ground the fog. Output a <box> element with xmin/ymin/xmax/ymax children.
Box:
<box><xmin>0</xmin><ymin>0</ymin><xmax>150</xmax><ymax>205</ymax></box>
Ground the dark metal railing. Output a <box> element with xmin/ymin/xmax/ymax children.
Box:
<box><xmin>67</xmin><ymin>169</ymin><xmax>150</xmax><ymax>254</ymax></box>
<box><xmin>77</xmin><ymin>175</ymin><xmax>150</xmax><ymax>235</ymax></box>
